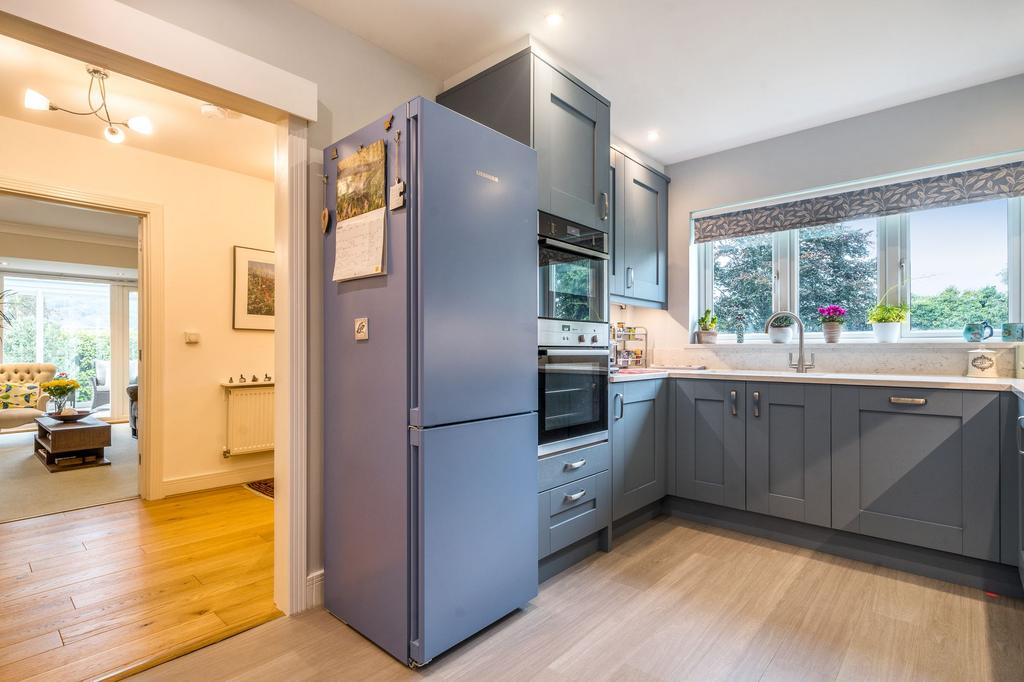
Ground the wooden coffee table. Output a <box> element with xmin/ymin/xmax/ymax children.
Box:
<box><xmin>34</xmin><ymin>416</ymin><xmax>112</xmax><ymax>472</ymax></box>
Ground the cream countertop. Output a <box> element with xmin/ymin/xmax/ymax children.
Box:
<box><xmin>610</xmin><ymin>367</ymin><xmax>1024</xmax><ymax>399</ymax></box>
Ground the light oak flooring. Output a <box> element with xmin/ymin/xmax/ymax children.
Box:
<box><xmin>0</xmin><ymin>485</ymin><xmax>279</xmax><ymax>681</ymax></box>
<box><xmin>138</xmin><ymin>515</ymin><xmax>1024</xmax><ymax>682</ymax></box>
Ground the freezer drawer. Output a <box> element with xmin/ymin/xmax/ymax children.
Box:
<box><xmin>413</xmin><ymin>412</ymin><xmax>538</xmax><ymax>664</ymax></box>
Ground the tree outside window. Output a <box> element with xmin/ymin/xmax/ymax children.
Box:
<box><xmin>798</xmin><ymin>220</ymin><xmax>877</xmax><ymax>332</ymax></box>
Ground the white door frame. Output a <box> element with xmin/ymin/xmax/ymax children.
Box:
<box><xmin>0</xmin><ymin>6</ymin><xmax>316</xmax><ymax>615</ymax></box>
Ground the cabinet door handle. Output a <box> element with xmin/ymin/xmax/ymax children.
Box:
<box><xmin>889</xmin><ymin>397</ymin><xmax>927</xmax><ymax>406</ymax></box>
<box><xmin>564</xmin><ymin>459</ymin><xmax>587</xmax><ymax>471</ymax></box>
<box><xmin>626</xmin><ymin>266</ymin><xmax>634</xmax><ymax>289</ymax></box>
<box><xmin>730</xmin><ymin>389</ymin><xmax>738</xmax><ymax>416</ymax></box>
<box><xmin>614</xmin><ymin>393</ymin><xmax>624</xmax><ymax>420</ymax></box>
<box><xmin>1016</xmin><ymin>415</ymin><xmax>1024</xmax><ymax>455</ymax></box>
<box><xmin>752</xmin><ymin>391</ymin><xmax>760</xmax><ymax>418</ymax></box>
<box><xmin>600</xmin><ymin>192</ymin><xmax>609</xmax><ymax>220</ymax></box>
<box><xmin>564</xmin><ymin>489</ymin><xmax>586</xmax><ymax>503</ymax></box>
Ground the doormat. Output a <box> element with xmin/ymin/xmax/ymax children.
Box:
<box><xmin>245</xmin><ymin>478</ymin><xmax>274</xmax><ymax>499</ymax></box>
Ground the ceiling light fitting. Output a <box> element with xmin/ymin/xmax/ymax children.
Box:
<box><xmin>24</xmin><ymin>66</ymin><xmax>153</xmax><ymax>143</ymax></box>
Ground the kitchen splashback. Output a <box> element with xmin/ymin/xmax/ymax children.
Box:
<box><xmin>654</xmin><ymin>343</ymin><xmax>1019</xmax><ymax>377</ymax></box>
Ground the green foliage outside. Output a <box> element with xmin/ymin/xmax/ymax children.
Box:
<box><xmin>1</xmin><ymin>293</ymin><xmax>109</xmax><ymax>404</ymax></box>
<box><xmin>714</xmin><ymin>222</ymin><xmax>1009</xmax><ymax>334</ymax></box>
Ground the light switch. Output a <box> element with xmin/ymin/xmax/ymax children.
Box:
<box><xmin>354</xmin><ymin>318</ymin><xmax>369</xmax><ymax>341</ymax></box>
<box><xmin>184</xmin><ymin>332</ymin><xmax>200</xmax><ymax>344</ymax></box>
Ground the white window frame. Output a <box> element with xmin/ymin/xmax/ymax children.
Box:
<box><xmin>698</xmin><ymin>197</ymin><xmax>1021</xmax><ymax>341</ymax></box>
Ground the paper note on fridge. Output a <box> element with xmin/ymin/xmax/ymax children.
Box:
<box><xmin>333</xmin><ymin>206</ymin><xmax>387</xmax><ymax>282</ymax></box>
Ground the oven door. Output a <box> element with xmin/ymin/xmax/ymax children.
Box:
<box><xmin>538</xmin><ymin>348</ymin><xmax>609</xmax><ymax>455</ymax></box>
<box><xmin>538</xmin><ymin>239</ymin><xmax>608</xmax><ymax>324</ymax></box>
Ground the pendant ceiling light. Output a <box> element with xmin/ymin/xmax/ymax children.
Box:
<box><xmin>24</xmin><ymin>66</ymin><xmax>153</xmax><ymax>143</ymax></box>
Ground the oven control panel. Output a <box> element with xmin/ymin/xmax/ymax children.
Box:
<box><xmin>538</xmin><ymin>319</ymin><xmax>609</xmax><ymax>347</ymax></box>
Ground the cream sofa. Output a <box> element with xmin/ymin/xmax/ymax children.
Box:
<box><xmin>0</xmin><ymin>363</ymin><xmax>56</xmax><ymax>430</ymax></box>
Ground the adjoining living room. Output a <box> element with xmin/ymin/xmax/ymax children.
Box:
<box><xmin>0</xmin><ymin>194</ymin><xmax>141</xmax><ymax>521</ymax></box>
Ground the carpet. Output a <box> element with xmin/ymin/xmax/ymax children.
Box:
<box><xmin>245</xmin><ymin>478</ymin><xmax>274</xmax><ymax>499</ymax></box>
<box><xmin>0</xmin><ymin>422</ymin><xmax>138</xmax><ymax>524</ymax></box>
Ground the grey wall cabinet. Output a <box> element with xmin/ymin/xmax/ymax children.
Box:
<box><xmin>610</xmin><ymin>379</ymin><xmax>667</xmax><ymax>520</ymax></box>
<box><xmin>609</xmin><ymin>150</ymin><xmax>626</xmax><ymax>297</ymax></box>
<box><xmin>832</xmin><ymin>386</ymin><xmax>1000</xmax><ymax>561</ymax></box>
<box><xmin>437</xmin><ymin>49</ymin><xmax>610</xmax><ymax>232</ymax></box>
<box><xmin>674</xmin><ymin>379</ymin><xmax>746</xmax><ymax>510</ymax></box>
<box><xmin>608</xmin><ymin>149</ymin><xmax>669</xmax><ymax>307</ymax></box>
<box><xmin>746</xmin><ymin>383</ymin><xmax>831</xmax><ymax>527</ymax></box>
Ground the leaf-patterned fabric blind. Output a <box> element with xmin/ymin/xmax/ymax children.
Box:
<box><xmin>693</xmin><ymin>160</ymin><xmax>1024</xmax><ymax>243</ymax></box>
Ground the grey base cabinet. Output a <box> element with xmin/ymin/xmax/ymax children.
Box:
<box><xmin>537</xmin><ymin>442</ymin><xmax>611</xmax><ymax>559</ymax></box>
<box><xmin>610</xmin><ymin>380</ymin><xmax>667</xmax><ymax>520</ymax></box>
<box><xmin>746</xmin><ymin>383</ymin><xmax>831</xmax><ymax>527</ymax></box>
<box><xmin>674</xmin><ymin>379</ymin><xmax>746</xmax><ymax>510</ymax></box>
<box><xmin>831</xmin><ymin>386</ymin><xmax>1000</xmax><ymax>561</ymax></box>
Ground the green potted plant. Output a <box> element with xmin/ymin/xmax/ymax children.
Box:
<box><xmin>867</xmin><ymin>303</ymin><xmax>908</xmax><ymax>343</ymax></box>
<box><xmin>768</xmin><ymin>314</ymin><xmax>794</xmax><ymax>343</ymax></box>
<box><xmin>696</xmin><ymin>309</ymin><xmax>718</xmax><ymax>344</ymax></box>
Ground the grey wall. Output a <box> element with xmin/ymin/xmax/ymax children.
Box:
<box><xmin>627</xmin><ymin>73</ymin><xmax>1024</xmax><ymax>347</ymax></box>
<box><xmin>121</xmin><ymin>0</ymin><xmax>441</xmax><ymax>575</ymax></box>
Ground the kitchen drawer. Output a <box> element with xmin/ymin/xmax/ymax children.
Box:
<box><xmin>549</xmin><ymin>470</ymin><xmax>611</xmax><ymax>554</ymax></box>
<box><xmin>859</xmin><ymin>387</ymin><xmax>963</xmax><ymax>417</ymax></box>
<box><xmin>539</xmin><ymin>470</ymin><xmax>611</xmax><ymax>558</ymax></box>
<box><xmin>538</xmin><ymin>441</ymin><xmax>610</xmax><ymax>492</ymax></box>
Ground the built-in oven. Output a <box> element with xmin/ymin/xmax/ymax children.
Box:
<box><xmin>538</xmin><ymin>212</ymin><xmax>608</xmax><ymax>329</ymax></box>
<box><xmin>538</xmin><ymin>347</ymin><xmax>609</xmax><ymax>456</ymax></box>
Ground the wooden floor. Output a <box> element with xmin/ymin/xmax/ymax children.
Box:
<box><xmin>138</xmin><ymin>515</ymin><xmax>1024</xmax><ymax>681</ymax></box>
<box><xmin>0</xmin><ymin>485</ymin><xmax>279</xmax><ymax>681</ymax></box>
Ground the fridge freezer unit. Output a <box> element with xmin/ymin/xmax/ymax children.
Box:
<box><xmin>322</xmin><ymin>97</ymin><xmax>539</xmax><ymax>666</ymax></box>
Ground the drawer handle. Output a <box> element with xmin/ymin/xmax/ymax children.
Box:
<box><xmin>564</xmin><ymin>489</ymin><xmax>586</xmax><ymax>503</ymax></box>
<box><xmin>889</xmin><ymin>397</ymin><xmax>927</xmax><ymax>406</ymax></box>
<box><xmin>1016</xmin><ymin>415</ymin><xmax>1024</xmax><ymax>455</ymax></box>
<box><xmin>564</xmin><ymin>459</ymin><xmax>587</xmax><ymax>471</ymax></box>
<box><xmin>730</xmin><ymin>389</ymin><xmax>738</xmax><ymax>416</ymax></box>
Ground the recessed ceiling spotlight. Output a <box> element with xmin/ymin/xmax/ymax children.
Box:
<box><xmin>103</xmin><ymin>125</ymin><xmax>125</xmax><ymax>143</ymax></box>
<box><xmin>545</xmin><ymin>13</ymin><xmax>563</xmax><ymax>26</ymax></box>
<box><xmin>647</xmin><ymin>130</ymin><xmax>660</xmax><ymax>142</ymax></box>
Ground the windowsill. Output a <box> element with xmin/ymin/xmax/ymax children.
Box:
<box><xmin>678</xmin><ymin>339</ymin><xmax>1022</xmax><ymax>351</ymax></box>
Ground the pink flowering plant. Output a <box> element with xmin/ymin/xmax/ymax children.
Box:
<box><xmin>817</xmin><ymin>305</ymin><xmax>848</xmax><ymax>324</ymax></box>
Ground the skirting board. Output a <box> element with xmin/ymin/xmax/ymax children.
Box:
<box><xmin>665</xmin><ymin>496</ymin><xmax>1024</xmax><ymax>599</ymax></box>
<box><xmin>306</xmin><ymin>569</ymin><xmax>324</xmax><ymax>609</ymax></box>
<box><xmin>161</xmin><ymin>461</ymin><xmax>274</xmax><ymax>497</ymax></box>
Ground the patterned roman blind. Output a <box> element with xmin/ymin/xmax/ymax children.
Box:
<box><xmin>693</xmin><ymin>160</ymin><xmax>1024</xmax><ymax>243</ymax></box>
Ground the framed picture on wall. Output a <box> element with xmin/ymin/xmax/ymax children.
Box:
<box><xmin>233</xmin><ymin>246</ymin><xmax>275</xmax><ymax>331</ymax></box>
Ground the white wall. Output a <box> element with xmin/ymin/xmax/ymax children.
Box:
<box><xmin>628</xmin><ymin>73</ymin><xmax>1024</xmax><ymax>350</ymax></box>
<box><xmin>0</xmin><ymin>231</ymin><xmax>137</xmax><ymax>270</ymax></box>
<box><xmin>0</xmin><ymin>115</ymin><xmax>276</xmax><ymax>490</ymax></box>
<box><xmin>118</xmin><ymin>0</ymin><xmax>441</xmax><ymax>575</ymax></box>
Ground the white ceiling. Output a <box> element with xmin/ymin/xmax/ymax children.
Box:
<box><xmin>0</xmin><ymin>34</ymin><xmax>276</xmax><ymax>179</ymax></box>
<box><xmin>294</xmin><ymin>0</ymin><xmax>1024</xmax><ymax>164</ymax></box>
<box><xmin>0</xmin><ymin>194</ymin><xmax>138</xmax><ymax>239</ymax></box>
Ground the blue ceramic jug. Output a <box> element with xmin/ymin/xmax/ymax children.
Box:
<box><xmin>963</xmin><ymin>321</ymin><xmax>993</xmax><ymax>342</ymax></box>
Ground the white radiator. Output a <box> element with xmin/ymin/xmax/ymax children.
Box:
<box><xmin>223</xmin><ymin>383</ymin><xmax>275</xmax><ymax>456</ymax></box>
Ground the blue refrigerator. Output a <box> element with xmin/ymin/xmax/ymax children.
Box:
<box><xmin>322</xmin><ymin>98</ymin><xmax>539</xmax><ymax>666</ymax></box>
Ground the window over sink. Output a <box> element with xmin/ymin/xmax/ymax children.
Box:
<box><xmin>698</xmin><ymin>196</ymin><xmax>1022</xmax><ymax>340</ymax></box>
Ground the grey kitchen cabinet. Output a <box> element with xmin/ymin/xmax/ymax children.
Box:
<box><xmin>609</xmin><ymin>150</ymin><xmax>626</xmax><ymax>296</ymax></box>
<box><xmin>437</xmin><ymin>48</ymin><xmax>611</xmax><ymax>232</ymax></box>
<box><xmin>610</xmin><ymin>379</ymin><xmax>668</xmax><ymax>520</ymax></box>
<box><xmin>1017</xmin><ymin>396</ymin><xmax>1024</xmax><ymax>584</ymax></box>
<box><xmin>831</xmin><ymin>386</ymin><xmax>1000</xmax><ymax>561</ymax></box>
<box><xmin>537</xmin><ymin>441</ymin><xmax>612</xmax><ymax>559</ymax></box>
<box><xmin>674</xmin><ymin>379</ymin><xmax>746</xmax><ymax>510</ymax></box>
<box><xmin>1000</xmin><ymin>392</ymin><xmax>1020</xmax><ymax>565</ymax></box>
<box><xmin>746</xmin><ymin>383</ymin><xmax>831</xmax><ymax>527</ymax></box>
<box><xmin>620</xmin><ymin>154</ymin><xmax>669</xmax><ymax>305</ymax></box>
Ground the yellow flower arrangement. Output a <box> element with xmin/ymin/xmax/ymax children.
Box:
<box><xmin>40</xmin><ymin>373</ymin><xmax>80</xmax><ymax>413</ymax></box>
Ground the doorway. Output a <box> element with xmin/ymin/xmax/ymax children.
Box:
<box><xmin>0</xmin><ymin>195</ymin><xmax>142</xmax><ymax>521</ymax></box>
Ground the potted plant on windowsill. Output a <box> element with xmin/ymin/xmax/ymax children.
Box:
<box><xmin>768</xmin><ymin>315</ymin><xmax>794</xmax><ymax>343</ymax></box>
<box><xmin>696</xmin><ymin>309</ymin><xmax>718</xmax><ymax>344</ymax></box>
<box><xmin>817</xmin><ymin>305</ymin><xmax>847</xmax><ymax>343</ymax></box>
<box><xmin>867</xmin><ymin>303</ymin><xmax>908</xmax><ymax>343</ymax></box>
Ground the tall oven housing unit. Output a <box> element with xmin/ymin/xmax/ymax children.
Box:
<box><xmin>322</xmin><ymin>98</ymin><xmax>539</xmax><ymax>666</ymax></box>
